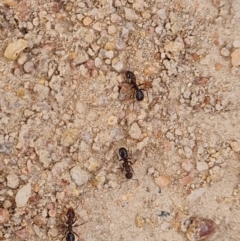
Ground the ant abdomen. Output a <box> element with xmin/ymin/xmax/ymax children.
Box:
<box><xmin>66</xmin><ymin>232</ymin><xmax>75</xmax><ymax>241</ymax></box>
<box><xmin>125</xmin><ymin>172</ymin><xmax>133</xmax><ymax>179</ymax></box>
<box><xmin>136</xmin><ymin>89</ymin><xmax>144</xmax><ymax>101</ymax></box>
<box><xmin>119</xmin><ymin>147</ymin><xmax>128</xmax><ymax>160</ymax></box>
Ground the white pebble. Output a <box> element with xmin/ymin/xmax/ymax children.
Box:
<box><xmin>70</xmin><ymin>166</ymin><xmax>89</xmax><ymax>186</ymax></box>
<box><xmin>15</xmin><ymin>183</ymin><xmax>31</xmax><ymax>208</ymax></box>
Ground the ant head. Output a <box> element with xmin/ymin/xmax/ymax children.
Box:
<box><xmin>67</xmin><ymin>207</ymin><xmax>75</xmax><ymax>219</ymax></box>
<box><xmin>119</xmin><ymin>147</ymin><xmax>128</xmax><ymax>159</ymax></box>
<box><xmin>125</xmin><ymin>71</ymin><xmax>134</xmax><ymax>79</ymax></box>
<box><xmin>125</xmin><ymin>172</ymin><xmax>133</xmax><ymax>179</ymax></box>
<box><xmin>136</xmin><ymin>90</ymin><xmax>144</xmax><ymax>101</ymax></box>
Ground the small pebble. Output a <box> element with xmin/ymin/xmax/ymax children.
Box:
<box><xmin>124</xmin><ymin>7</ymin><xmax>139</xmax><ymax>21</ymax></box>
<box><xmin>187</xmin><ymin>188</ymin><xmax>206</xmax><ymax>202</ymax></box>
<box><xmin>184</xmin><ymin>147</ymin><xmax>192</xmax><ymax>158</ymax></box>
<box><xmin>70</xmin><ymin>166</ymin><xmax>89</xmax><ymax>186</ymax></box>
<box><xmin>196</xmin><ymin>161</ymin><xmax>209</xmax><ymax>171</ymax></box>
<box><xmin>0</xmin><ymin>208</ymin><xmax>10</xmax><ymax>224</ymax></box>
<box><xmin>2</xmin><ymin>0</ymin><xmax>18</xmax><ymax>6</ymax></box>
<box><xmin>3</xmin><ymin>200</ymin><xmax>12</xmax><ymax>208</ymax></box>
<box><xmin>233</xmin><ymin>40</ymin><xmax>240</xmax><ymax>48</ymax></box>
<box><xmin>220</xmin><ymin>47</ymin><xmax>230</xmax><ymax>57</ymax></box>
<box><xmin>83</xmin><ymin>16</ymin><xmax>92</xmax><ymax>26</ymax></box>
<box><xmin>108</xmin><ymin>25</ymin><xmax>117</xmax><ymax>35</ymax></box>
<box><xmin>144</xmin><ymin>65</ymin><xmax>158</xmax><ymax>75</ymax></box>
<box><xmin>4</xmin><ymin>39</ymin><xmax>28</xmax><ymax>60</ymax></box>
<box><xmin>129</xmin><ymin>122</ymin><xmax>142</xmax><ymax>140</ymax></box>
<box><xmin>147</xmin><ymin>167</ymin><xmax>155</xmax><ymax>175</ymax></box>
<box><xmin>161</xmin><ymin>221</ymin><xmax>170</xmax><ymax>231</ymax></box>
<box><xmin>105</xmin><ymin>50</ymin><xmax>114</xmax><ymax>59</ymax></box>
<box><xmin>15</xmin><ymin>183</ymin><xmax>31</xmax><ymax>208</ymax></box>
<box><xmin>17</xmin><ymin>53</ymin><xmax>28</xmax><ymax>65</ymax></box>
<box><xmin>135</xmin><ymin>215</ymin><xmax>145</xmax><ymax>228</ymax></box>
<box><xmin>7</xmin><ymin>174</ymin><xmax>20</xmax><ymax>189</ymax></box>
<box><xmin>185</xmin><ymin>217</ymin><xmax>216</xmax><ymax>241</ymax></box>
<box><xmin>23</xmin><ymin>61</ymin><xmax>34</xmax><ymax>73</ymax></box>
<box><xmin>92</xmin><ymin>22</ymin><xmax>102</xmax><ymax>31</ymax></box>
<box><xmin>155</xmin><ymin>175</ymin><xmax>171</xmax><ymax>188</ymax></box>
<box><xmin>231</xmin><ymin>48</ymin><xmax>240</xmax><ymax>66</ymax></box>
<box><xmin>112</xmin><ymin>57</ymin><xmax>124</xmax><ymax>71</ymax></box>
<box><xmin>230</xmin><ymin>141</ymin><xmax>240</xmax><ymax>152</ymax></box>
<box><xmin>48</xmin><ymin>209</ymin><xmax>56</xmax><ymax>217</ymax></box>
<box><xmin>156</xmin><ymin>9</ymin><xmax>167</xmax><ymax>20</ymax></box>
<box><xmin>108</xmin><ymin>116</ymin><xmax>118</xmax><ymax>126</ymax></box>
<box><xmin>182</xmin><ymin>159</ymin><xmax>193</xmax><ymax>172</ymax></box>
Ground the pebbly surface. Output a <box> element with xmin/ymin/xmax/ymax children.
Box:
<box><xmin>0</xmin><ymin>0</ymin><xmax>240</xmax><ymax>240</ymax></box>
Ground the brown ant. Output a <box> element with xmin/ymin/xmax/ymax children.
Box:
<box><xmin>118</xmin><ymin>147</ymin><xmax>134</xmax><ymax>179</ymax></box>
<box><xmin>125</xmin><ymin>71</ymin><xmax>146</xmax><ymax>101</ymax></box>
<box><xmin>63</xmin><ymin>207</ymin><xmax>84</xmax><ymax>241</ymax></box>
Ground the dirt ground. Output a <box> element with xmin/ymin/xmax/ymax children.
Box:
<box><xmin>0</xmin><ymin>0</ymin><xmax>240</xmax><ymax>240</ymax></box>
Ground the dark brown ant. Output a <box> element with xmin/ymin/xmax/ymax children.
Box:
<box><xmin>63</xmin><ymin>207</ymin><xmax>84</xmax><ymax>241</ymax></box>
<box><xmin>118</xmin><ymin>147</ymin><xmax>134</xmax><ymax>179</ymax></box>
<box><xmin>125</xmin><ymin>71</ymin><xmax>145</xmax><ymax>101</ymax></box>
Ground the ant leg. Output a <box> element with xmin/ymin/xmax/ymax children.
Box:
<box><xmin>73</xmin><ymin>221</ymin><xmax>87</xmax><ymax>228</ymax></box>
<box><xmin>129</xmin><ymin>165</ymin><xmax>134</xmax><ymax>173</ymax></box>
<box><xmin>127</xmin><ymin>160</ymin><xmax>133</xmax><ymax>165</ymax></box>
<box><xmin>62</xmin><ymin>230</ymin><xmax>68</xmax><ymax>241</ymax></box>
<box><xmin>72</xmin><ymin>218</ymin><xmax>77</xmax><ymax>225</ymax></box>
<box><xmin>72</xmin><ymin>231</ymin><xmax>79</xmax><ymax>238</ymax></box>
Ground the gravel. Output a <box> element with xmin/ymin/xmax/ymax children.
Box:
<box><xmin>0</xmin><ymin>0</ymin><xmax>240</xmax><ymax>240</ymax></box>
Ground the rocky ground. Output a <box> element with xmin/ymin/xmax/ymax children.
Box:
<box><xmin>0</xmin><ymin>0</ymin><xmax>240</xmax><ymax>240</ymax></box>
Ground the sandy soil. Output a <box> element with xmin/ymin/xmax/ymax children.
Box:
<box><xmin>0</xmin><ymin>0</ymin><xmax>240</xmax><ymax>240</ymax></box>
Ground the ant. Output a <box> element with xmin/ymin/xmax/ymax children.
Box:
<box><xmin>125</xmin><ymin>71</ymin><xmax>145</xmax><ymax>101</ymax></box>
<box><xmin>63</xmin><ymin>207</ymin><xmax>84</xmax><ymax>241</ymax></box>
<box><xmin>118</xmin><ymin>147</ymin><xmax>134</xmax><ymax>179</ymax></box>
